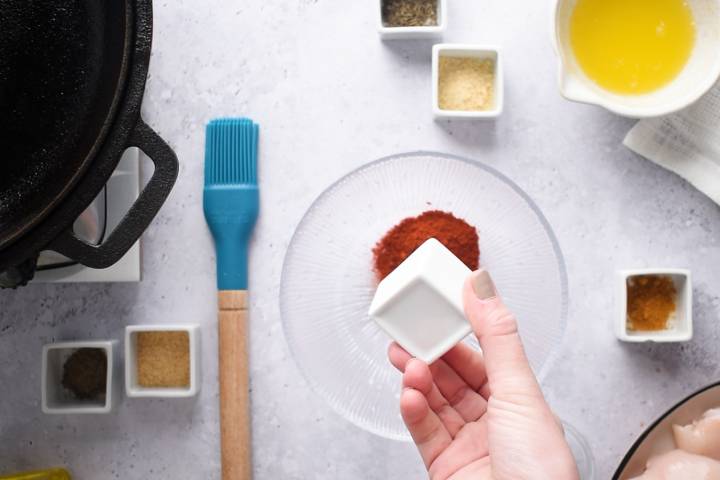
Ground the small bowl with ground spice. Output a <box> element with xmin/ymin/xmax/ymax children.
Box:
<box><xmin>615</xmin><ymin>269</ymin><xmax>692</xmax><ymax>342</ymax></box>
<box><xmin>41</xmin><ymin>340</ymin><xmax>117</xmax><ymax>414</ymax></box>
<box><xmin>432</xmin><ymin>44</ymin><xmax>503</xmax><ymax>119</ymax></box>
<box><xmin>378</xmin><ymin>0</ymin><xmax>446</xmax><ymax>40</ymax></box>
<box><xmin>125</xmin><ymin>325</ymin><xmax>200</xmax><ymax>398</ymax></box>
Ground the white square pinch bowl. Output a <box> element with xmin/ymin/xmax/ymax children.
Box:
<box><xmin>125</xmin><ymin>324</ymin><xmax>201</xmax><ymax>398</ymax></box>
<box><xmin>369</xmin><ymin>238</ymin><xmax>472</xmax><ymax>364</ymax></box>
<box><xmin>432</xmin><ymin>44</ymin><xmax>504</xmax><ymax>119</ymax></box>
<box><xmin>615</xmin><ymin>268</ymin><xmax>692</xmax><ymax>343</ymax></box>
<box><xmin>378</xmin><ymin>0</ymin><xmax>447</xmax><ymax>40</ymax></box>
<box><xmin>41</xmin><ymin>340</ymin><xmax>118</xmax><ymax>414</ymax></box>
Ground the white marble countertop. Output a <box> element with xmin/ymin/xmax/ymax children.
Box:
<box><xmin>3</xmin><ymin>0</ymin><xmax>720</xmax><ymax>478</ymax></box>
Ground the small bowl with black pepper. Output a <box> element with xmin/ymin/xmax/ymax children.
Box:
<box><xmin>42</xmin><ymin>341</ymin><xmax>116</xmax><ymax>414</ymax></box>
<box><xmin>615</xmin><ymin>268</ymin><xmax>693</xmax><ymax>342</ymax></box>
<box><xmin>378</xmin><ymin>0</ymin><xmax>446</xmax><ymax>40</ymax></box>
<box><xmin>432</xmin><ymin>44</ymin><xmax>504</xmax><ymax>119</ymax></box>
<box><xmin>125</xmin><ymin>324</ymin><xmax>200</xmax><ymax>398</ymax></box>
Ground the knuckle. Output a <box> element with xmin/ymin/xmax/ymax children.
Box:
<box><xmin>415</xmin><ymin>421</ymin><xmax>442</xmax><ymax>446</ymax></box>
<box><xmin>448</xmin><ymin>385</ymin><xmax>471</xmax><ymax>407</ymax></box>
<box><xmin>486</xmin><ymin>307</ymin><xmax>518</xmax><ymax>336</ymax></box>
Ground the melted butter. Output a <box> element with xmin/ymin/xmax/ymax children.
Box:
<box><xmin>570</xmin><ymin>0</ymin><xmax>696</xmax><ymax>94</ymax></box>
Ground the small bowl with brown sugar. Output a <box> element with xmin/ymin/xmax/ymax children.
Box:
<box><xmin>615</xmin><ymin>269</ymin><xmax>692</xmax><ymax>343</ymax></box>
<box><xmin>125</xmin><ymin>325</ymin><xmax>201</xmax><ymax>398</ymax></box>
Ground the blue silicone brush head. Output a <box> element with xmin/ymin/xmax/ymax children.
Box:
<box><xmin>203</xmin><ymin>118</ymin><xmax>259</xmax><ymax>290</ymax></box>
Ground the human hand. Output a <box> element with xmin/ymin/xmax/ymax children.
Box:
<box><xmin>388</xmin><ymin>270</ymin><xmax>578</xmax><ymax>480</ymax></box>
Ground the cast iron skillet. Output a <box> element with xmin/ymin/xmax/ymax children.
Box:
<box><xmin>613</xmin><ymin>381</ymin><xmax>720</xmax><ymax>478</ymax></box>
<box><xmin>0</xmin><ymin>0</ymin><xmax>177</xmax><ymax>285</ymax></box>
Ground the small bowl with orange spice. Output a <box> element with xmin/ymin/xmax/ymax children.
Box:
<box><xmin>615</xmin><ymin>269</ymin><xmax>692</xmax><ymax>343</ymax></box>
<box><xmin>125</xmin><ymin>325</ymin><xmax>201</xmax><ymax>397</ymax></box>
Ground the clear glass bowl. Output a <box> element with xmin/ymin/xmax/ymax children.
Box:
<box><xmin>564</xmin><ymin>421</ymin><xmax>595</xmax><ymax>480</ymax></box>
<box><xmin>280</xmin><ymin>152</ymin><xmax>568</xmax><ymax>440</ymax></box>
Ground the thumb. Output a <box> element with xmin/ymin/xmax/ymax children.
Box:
<box><xmin>463</xmin><ymin>270</ymin><xmax>544</xmax><ymax>403</ymax></box>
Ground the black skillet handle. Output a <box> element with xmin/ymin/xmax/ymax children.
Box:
<box><xmin>49</xmin><ymin>119</ymin><xmax>179</xmax><ymax>269</ymax></box>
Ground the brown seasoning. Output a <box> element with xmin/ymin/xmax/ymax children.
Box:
<box><xmin>137</xmin><ymin>331</ymin><xmax>190</xmax><ymax>388</ymax></box>
<box><xmin>382</xmin><ymin>0</ymin><xmax>438</xmax><ymax>27</ymax></box>
<box><xmin>626</xmin><ymin>275</ymin><xmax>677</xmax><ymax>331</ymax></box>
<box><xmin>61</xmin><ymin>348</ymin><xmax>107</xmax><ymax>400</ymax></box>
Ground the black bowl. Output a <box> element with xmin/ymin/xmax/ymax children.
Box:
<box><xmin>614</xmin><ymin>381</ymin><xmax>720</xmax><ymax>479</ymax></box>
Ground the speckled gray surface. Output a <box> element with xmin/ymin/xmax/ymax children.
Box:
<box><xmin>2</xmin><ymin>0</ymin><xmax>720</xmax><ymax>478</ymax></box>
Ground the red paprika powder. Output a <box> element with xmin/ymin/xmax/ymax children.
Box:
<box><xmin>372</xmin><ymin>210</ymin><xmax>480</xmax><ymax>281</ymax></box>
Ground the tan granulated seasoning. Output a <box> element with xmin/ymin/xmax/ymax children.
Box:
<box><xmin>438</xmin><ymin>57</ymin><xmax>495</xmax><ymax>111</ymax></box>
<box><xmin>137</xmin><ymin>331</ymin><xmax>190</xmax><ymax>388</ymax></box>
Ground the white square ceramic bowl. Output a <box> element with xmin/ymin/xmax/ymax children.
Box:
<box><xmin>432</xmin><ymin>44</ymin><xmax>504</xmax><ymax>119</ymax></box>
<box><xmin>615</xmin><ymin>269</ymin><xmax>692</xmax><ymax>342</ymax></box>
<box><xmin>42</xmin><ymin>340</ymin><xmax>117</xmax><ymax>414</ymax></box>
<box><xmin>378</xmin><ymin>0</ymin><xmax>446</xmax><ymax>39</ymax></box>
<box><xmin>369</xmin><ymin>238</ymin><xmax>472</xmax><ymax>363</ymax></box>
<box><xmin>125</xmin><ymin>324</ymin><xmax>201</xmax><ymax>398</ymax></box>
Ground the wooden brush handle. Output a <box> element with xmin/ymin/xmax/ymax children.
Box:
<box><xmin>218</xmin><ymin>290</ymin><xmax>252</xmax><ymax>480</ymax></box>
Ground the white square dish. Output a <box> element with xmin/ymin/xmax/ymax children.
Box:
<box><xmin>125</xmin><ymin>324</ymin><xmax>201</xmax><ymax>398</ymax></box>
<box><xmin>615</xmin><ymin>269</ymin><xmax>692</xmax><ymax>342</ymax></box>
<box><xmin>369</xmin><ymin>238</ymin><xmax>472</xmax><ymax>363</ymax></box>
<box><xmin>378</xmin><ymin>0</ymin><xmax>446</xmax><ymax>40</ymax></box>
<box><xmin>42</xmin><ymin>340</ymin><xmax>117</xmax><ymax>414</ymax></box>
<box><xmin>432</xmin><ymin>44</ymin><xmax>504</xmax><ymax>119</ymax></box>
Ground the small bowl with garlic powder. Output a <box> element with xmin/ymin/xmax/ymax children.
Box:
<box><xmin>615</xmin><ymin>269</ymin><xmax>692</xmax><ymax>343</ymax></box>
<box><xmin>432</xmin><ymin>44</ymin><xmax>503</xmax><ymax>119</ymax></box>
<box><xmin>125</xmin><ymin>324</ymin><xmax>201</xmax><ymax>397</ymax></box>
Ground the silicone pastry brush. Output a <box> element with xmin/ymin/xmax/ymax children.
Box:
<box><xmin>203</xmin><ymin>118</ymin><xmax>259</xmax><ymax>480</ymax></box>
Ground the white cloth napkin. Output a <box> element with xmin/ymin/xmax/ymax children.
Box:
<box><xmin>624</xmin><ymin>84</ymin><xmax>720</xmax><ymax>204</ymax></box>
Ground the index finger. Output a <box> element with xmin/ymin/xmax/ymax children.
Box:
<box><xmin>389</xmin><ymin>339</ymin><xmax>489</xmax><ymax>398</ymax></box>
<box><xmin>402</xmin><ymin>360</ymin><xmax>454</xmax><ymax>468</ymax></box>
<box><xmin>441</xmin><ymin>342</ymin><xmax>489</xmax><ymax>398</ymax></box>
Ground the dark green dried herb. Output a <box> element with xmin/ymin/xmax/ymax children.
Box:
<box><xmin>382</xmin><ymin>0</ymin><xmax>438</xmax><ymax>27</ymax></box>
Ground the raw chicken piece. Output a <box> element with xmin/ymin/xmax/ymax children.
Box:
<box><xmin>673</xmin><ymin>408</ymin><xmax>720</xmax><ymax>460</ymax></box>
<box><xmin>628</xmin><ymin>449</ymin><xmax>720</xmax><ymax>479</ymax></box>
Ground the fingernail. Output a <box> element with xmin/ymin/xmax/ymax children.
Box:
<box><xmin>471</xmin><ymin>270</ymin><xmax>497</xmax><ymax>300</ymax></box>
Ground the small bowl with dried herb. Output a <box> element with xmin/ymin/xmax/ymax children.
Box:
<box><xmin>41</xmin><ymin>340</ymin><xmax>117</xmax><ymax>414</ymax></box>
<box><xmin>432</xmin><ymin>44</ymin><xmax>503</xmax><ymax>119</ymax></box>
<box><xmin>378</xmin><ymin>0</ymin><xmax>446</xmax><ymax>39</ymax></box>
<box><xmin>125</xmin><ymin>324</ymin><xmax>200</xmax><ymax>398</ymax></box>
<box><xmin>615</xmin><ymin>269</ymin><xmax>692</xmax><ymax>342</ymax></box>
